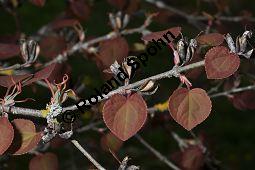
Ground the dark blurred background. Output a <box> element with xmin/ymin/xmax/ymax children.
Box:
<box><xmin>1</xmin><ymin>0</ymin><xmax>255</xmax><ymax>169</ymax></box>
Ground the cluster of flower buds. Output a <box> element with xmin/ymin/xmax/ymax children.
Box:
<box><xmin>59</xmin><ymin>22</ymin><xmax>85</xmax><ymax>45</ymax></box>
<box><xmin>225</xmin><ymin>30</ymin><xmax>253</xmax><ymax>59</ymax></box>
<box><xmin>42</xmin><ymin>75</ymin><xmax>76</xmax><ymax>143</ymax></box>
<box><xmin>109</xmin><ymin>11</ymin><xmax>130</xmax><ymax>31</ymax></box>
<box><xmin>175</xmin><ymin>38</ymin><xmax>197</xmax><ymax>66</ymax></box>
<box><xmin>20</xmin><ymin>39</ymin><xmax>40</xmax><ymax>66</ymax></box>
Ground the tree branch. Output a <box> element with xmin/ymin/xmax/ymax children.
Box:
<box><xmin>145</xmin><ymin>0</ymin><xmax>255</xmax><ymax>24</ymax></box>
<box><xmin>71</xmin><ymin>139</ymin><xmax>106</xmax><ymax>170</ymax></box>
<box><xmin>210</xmin><ymin>85</ymin><xmax>255</xmax><ymax>98</ymax></box>
<box><xmin>135</xmin><ymin>134</ymin><xmax>180</xmax><ymax>170</ymax></box>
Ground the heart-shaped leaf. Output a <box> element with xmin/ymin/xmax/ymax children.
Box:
<box><xmin>51</xmin><ymin>19</ymin><xmax>80</xmax><ymax>30</ymax></box>
<box><xmin>205</xmin><ymin>46</ymin><xmax>240</xmax><ymax>79</ymax></box>
<box><xmin>70</xmin><ymin>0</ymin><xmax>90</xmax><ymax>21</ymax></box>
<box><xmin>23</xmin><ymin>63</ymin><xmax>56</xmax><ymax>85</ymax></box>
<box><xmin>197</xmin><ymin>33</ymin><xmax>224</xmax><ymax>46</ymax></box>
<box><xmin>0</xmin><ymin>117</ymin><xmax>14</xmax><ymax>155</ymax></box>
<box><xmin>103</xmin><ymin>93</ymin><xmax>147</xmax><ymax>141</ymax></box>
<box><xmin>168</xmin><ymin>88</ymin><xmax>212</xmax><ymax>130</ymax></box>
<box><xmin>231</xmin><ymin>90</ymin><xmax>255</xmax><ymax>110</ymax></box>
<box><xmin>98</xmin><ymin>37</ymin><xmax>129</xmax><ymax>69</ymax></box>
<box><xmin>40</xmin><ymin>36</ymin><xmax>67</xmax><ymax>59</ymax></box>
<box><xmin>181</xmin><ymin>146</ymin><xmax>204</xmax><ymax>170</ymax></box>
<box><xmin>29</xmin><ymin>152</ymin><xmax>59</xmax><ymax>170</ymax></box>
<box><xmin>0</xmin><ymin>43</ymin><xmax>20</xmax><ymax>60</ymax></box>
<box><xmin>8</xmin><ymin>119</ymin><xmax>42</xmax><ymax>155</ymax></box>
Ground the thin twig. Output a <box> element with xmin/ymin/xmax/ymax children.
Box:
<box><xmin>145</xmin><ymin>0</ymin><xmax>255</xmax><ymax>23</ymax></box>
<box><xmin>64</xmin><ymin>60</ymin><xmax>205</xmax><ymax>111</ymax></box>
<box><xmin>71</xmin><ymin>139</ymin><xmax>106</xmax><ymax>170</ymax></box>
<box><xmin>210</xmin><ymin>85</ymin><xmax>255</xmax><ymax>98</ymax></box>
<box><xmin>0</xmin><ymin>60</ymin><xmax>205</xmax><ymax>117</ymax></box>
<box><xmin>135</xmin><ymin>134</ymin><xmax>180</xmax><ymax>170</ymax></box>
<box><xmin>44</xmin><ymin>13</ymin><xmax>155</xmax><ymax>66</ymax></box>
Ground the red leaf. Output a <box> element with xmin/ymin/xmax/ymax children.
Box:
<box><xmin>98</xmin><ymin>37</ymin><xmax>129</xmax><ymax>69</ymax></box>
<box><xmin>181</xmin><ymin>146</ymin><xmax>204</xmax><ymax>170</ymax></box>
<box><xmin>40</xmin><ymin>36</ymin><xmax>67</xmax><ymax>58</ymax></box>
<box><xmin>168</xmin><ymin>88</ymin><xmax>212</xmax><ymax>130</ymax></box>
<box><xmin>29</xmin><ymin>152</ymin><xmax>59</xmax><ymax>170</ymax></box>
<box><xmin>0</xmin><ymin>43</ymin><xmax>20</xmax><ymax>60</ymax></box>
<box><xmin>231</xmin><ymin>91</ymin><xmax>255</xmax><ymax>110</ymax></box>
<box><xmin>101</xmin><ymin>132</ymin><xmax>123</xmax><ymax>152</ymax></box>
<box><xmin>205</xmin><ymin>46</ymin><xmax>240</xmax><ymax>79</ymax></box>
<box><xmin>107</xmin><ymin>0</ymin><xmax>126</xmax><ymax>9</ymax></box>
<box><xmin>0</xmin><ymin>74</ymin><xmax>33</xmax><ymax>87</ymax></box>
<box><xmin>196</xmin><ymin>33</ymin><xmax>224</xmax><ymax>46</ymax></box>
<box><xmin>23</xmin><ymin>63</ymin><xmax>56</xmax><ymax>85</ymax></box>
<box><xmin>103</xmin><ymin>93</ymin><xmax>147</xmax><ymax>141</ymax></box>
<box><xmin>0</xmin><ymin>117</ymin><xmax>14</xmax><ymax>155</ymax></box>
<box><xmin>70</xmin><ymin>0</ymin><xmax>90</xmax><ymax>21</ymax></box>
<box><xmin>51</xmin><ymin>19</ymin><xmax>80</xmax><ymax>30</ymax></box>
<box><xmin>8</xmin><ymin>119</ymin><xmax>42</xmax><ymax>155</ymax></box>
<box><xmin>30</xmin><ymin>0</ymin><xmax>45</xmax><ymax>7</ymax></box>
<box><xmin>141</xmin><ymin>27</ymin><xmax>181</xmax><ymax>42</ymax></box>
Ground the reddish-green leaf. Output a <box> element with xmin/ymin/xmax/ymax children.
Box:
<box><xmin>70</xmin><ymin>0</ymin><xmax>90</xmax><ymax>21</ymax></box>
<box><xmin>51</xmin><ymin>19</ymin><xmax>80</xmax><ymax>30</ymax></box>
<box><xmin>231</xmin><ymin>90</ymin><xmax>255</xmax><ymax>110</ymax></box>
<box><xmin>197</xmin><ymin>33</ymin><xmax>224</xmax><ymax>46</ymax></box>
<box><xmin>101</xmin><ymin>132</ymin><xmax>123</xmax><ymax>152</ymax></box>
<box><xmin>0</xmin><ymin>117</ymin><xmax>14</xmax><ymax>155</ymax></box>
<box><xmin>30</xmin><ymin>0</ymin><xmax>45</xmax><ymax>7</ymax></box>
<box><xmin>0</xmin><ymin>43</ymin><xmax>20</xmax><ymax>60</ymax></box>
<box><xmin>181</xmin><ymin>146</ymin><xmax>204</xmax><ymax>170</ymax></box>
<box><xmin>23</xmin><ymin>63</ymin><xmax>56</xmax><ymax>85</ymax></box>
<box><xmin>103</xmin><ymin>93</ymin><xmax>147</xmax><ymax>141</ymax></box>
<box><xmin>98</xmin><ymin>37</ymin><xmax>129</xmax><ymax>69</ymax></box>
<box><xmin>141</xmin><ymin>27</ymin><xmax>181</xmax><ymax>42</ymax></box>
<box><xmin>107</xmin><ymin>0</ymin><xmax>126</xmax><ymax>9</ymax></box>
<box><xmin>168</xmin><ymin>88</ymin><xmax>212</xmax><ymax>130</ymax></box>
<box><xmin>29</xmin><ymin>152</ymin><xmax>59</xmax><ymax>170</ymax></box>
<box><xmin>40</xmin><ymin>36</ymin><xmax>67</xmax><ymax>58</ymax></box>
<box><xmin>205</xmin><ymin>46</ymin><xmax>240</xmax><ymax>79</ymax></box>
<box><xmin>8</xmin><ymin>119</ymin><xmax>42</xmax><ymax>155</ymax></box>
<box><xmin>0</xmin><ymin>74</ymin><xmax>33</xmax><ymax>87</ymax></box>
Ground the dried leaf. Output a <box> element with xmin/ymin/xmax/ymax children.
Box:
<box><xmin>0</xmin><ymin>43</ymin><xmax>20</xmax><ymax>60</ymax></box>
<box><xmin>103</xmin><ymin>93</ymin><xmax>147</xmax><ymax>141</ymax></box>
<box><xmin>168</xmin><ymin>88</ymin><xmax>212</xmax><ymax>130</ymax></box>
<box><xmin>98</xmin><ymin>37</ymin><xmax>129</xmax><ymax>69</ymax></box>
<box><xmin>8</xmin><ymin>119</ymin><xmax>42</xmax><ymax>155</ymax></box>
<box><xmin>141</xmin><ymin>27</ymin><xmax>181</xmax><ymax>42</ymax></box>
<box><xmin>29</xmin><ymin>152</ymin><xmax>59</xmax><ymax>170</ymax></box>
<box><xmin>0</xmin><ymin>117</ymin><xmax>14</xmax><ymax>155</ymax></box>
<box><xmin>197</xmin><ymin>33</ymin><xmax>224</xmax><ymax>46</ymax></box>
<box><xmin>205</xmin><ymin>46</ymin><xmax>240</xmax><ymax>79</ymax></box>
